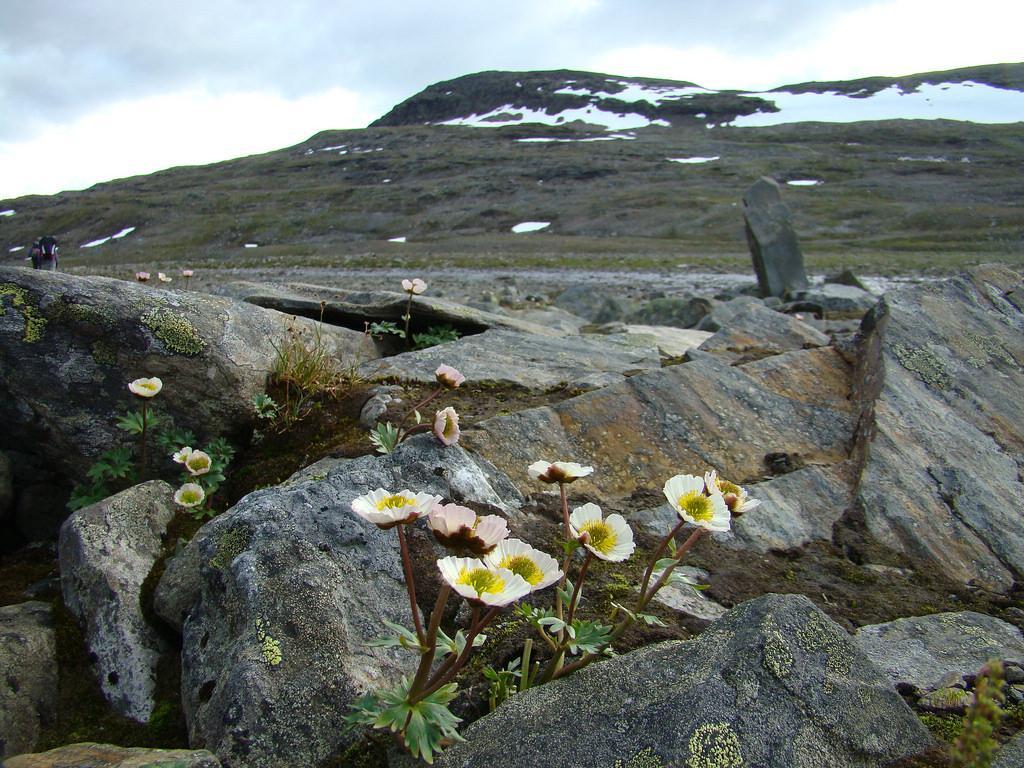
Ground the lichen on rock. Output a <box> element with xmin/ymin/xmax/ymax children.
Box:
<box><xmin>891</xmin><ymin>342</ymin><xmax>951</xmax><ymax>390</ymax></box>
<box><xmin>0</xmin><ymin>283</ymin><xmax>47</xmax><ymax>342</ymax></box>
<box><xmin>686</xmin><ymin>722</ymin><xmax>743</xmax><ymax>768</ymax></box>
<box><xmin>141</xmin><ymin>307</ymin><xmax>207</xmax><ymax>356</ymax></box>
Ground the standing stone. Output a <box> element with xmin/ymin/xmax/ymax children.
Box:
<box><xmin>743</xmin><ymin>177</ymin><xmax>809</xmax><ymax>298</ymax></box>
<box><xmin>0</xmin><ymin>602</ymin><xmax>57</xmax><ymax>759</ymax></box>
<box><xmin>58</xmin><ymin>480</ymin><xmax>176</xmax><ymax>722</ymax></box>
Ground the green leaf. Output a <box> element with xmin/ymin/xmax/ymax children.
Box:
<box><xmin>115</xmin><ymin>410</ymin><xmax>146</xmax><ymax>434</ymax></box>
<box><xmin>369</xmin><ymin>422</ymin><xmax>401</xmax><ymax>454</ymax></box>
<box><xmin>367</xmin><ymin>620</ymin><xmax>426</xmax><ymax>653</ymax></box>
<box><xmin>566</xmin><ymin>619</ymin><xmax>612</xmax><ymax>655</ymax></box>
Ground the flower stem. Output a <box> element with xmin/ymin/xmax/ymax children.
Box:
<box><xmin>520</xmin><ymin>638</ymin><xmax>534</xmax><ymax>691</ymax></box>
<box><xmin>566</xmin><ymin>550</ymin><xmax>592</xmax><ymax>626</ymax></box>
<box><xmin>637</xmin><ymin>518</ymin><xmax>687</xmax><ymax>602</ymax></box>
<box><xmin>403</xmin><ymin>292</ymin><xmax>414</xmax><ymax>348</ymax></box>
<box><xmin>396</xmin><ymin>387</ymin><xmax>442</xmax><ymax>437</ymax></box>
<box><xmin>396</xmin><ymin>525</ymin><xmax>425</xmax><ymax>645</ymax></box>
<box><xmin>408</xmin><ymin>584</ymin><xmax>451</xmax><ymax>698</ymax></box>
<box><xmin>139</xmin><ymin>401</ymin><xmax>148</xmax><ymax>481</ymax></box>
<box><xmin>411</xmin><ymin>606</ymin><xmax>498</xmax><ymax>704</ymax></box>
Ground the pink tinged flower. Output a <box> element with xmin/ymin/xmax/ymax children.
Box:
<box><xmin>428</xmin><ymin>503</ymin><xmax>508</xmax><ymax>555</ymax></box>
<box><xmin>437</xmin><ymin>556</ymin><xmax>531</xmax><ymax>607</ymax></box>
<box><xmin>182</xmin><ymin>269</ymin><xmax>194</xmax><ymax>278</ymax></box>
<box><xmin>135</xmin><ymin>271</ymin><xmax>150</xmax><ymax>282</ymax></box>
<box><xmin>172</xmin><ymin>446</ymin><xmax>193</xmax><ymax>464</ymax></box>
<box><xmin>568</xmin><ymin>502</ymin><xmax>635</xmax><ymax>562</ymax></box>
<box><xmin>434</xmin><ymin>364</ymin><xmax>465</xmax><ymax>389</ymax></box>
<box><xmin>484</xmin><ymin>538</ymin><xmax>562</xmax><ymax>592</ymax></box>
<box><xmin>350</xmin><ymin>488</ymin><xmax>442</xmax><ymax>529</ymax></box>
<box><xmin>184</xmin><ymin>450</ymin><xmax>212</xmax><ymax>476</ymax></box>
<box><xmin>174</xmin><ymin>483</ymin><xmax>205</xmax><ymax>508</ymax></box>
<box><xmin>704</xmin><ymin>470</ymin><xmax>761</xmax><ymax>518</ymax></box>
<box><xmin>401</xmin><ymin>278</ymin><xmax>427</xmax><ymax>294</ymax></box>
<box><xmin>664</xmin><ymin>474</ymin><xmax>731</xmax><ymax>532</ymax></box>
<box><xmin>433</xmin><ymin>407</ymin><xmax>460</xmax><ymax>446</ymax></box>
<box><xmin>527</xmin><ymin>461</ymin><xmax>594</xmax><ymax>485</ymax></box>
<box><xmin>128</xmin><ymin>377</ymin><xmax>162</xmax><ymax>397</ymax></box>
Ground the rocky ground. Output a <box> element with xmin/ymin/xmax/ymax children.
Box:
<box><xmin>0</xmin><ymin>261</ymin><xmax>1022</xmax><ymax>767</ymax></box>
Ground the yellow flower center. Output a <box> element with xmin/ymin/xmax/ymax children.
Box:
<box><xmin>718</xmin><ymin>478</ymin><xmax>742</xmax><ymax>496</ymax></box>
<box><xmin>376</xmin><ymin>494</ymin><xmax>413</xmax><ymax>511</ymax></box>
<box><xmin>678</xmin><ymin>491</ymin><xmax>713</xmax><ymax>522</ymax></box>
<box><xmin>500</xmin><ymin>555</ymin><xmax>543</xmax><ymax>586</ymax></box>
<box><xmin>578</xmin><ymin>520</ymin><xmax>617</xmax><ymax>556</ymax></box>
<box><xmin>180</xmin><ymin>489</ymin><xmax>202</xmax><ymax>504</ymax></box>
<box><xmin>458</xmin><ymin>567</ymin><xmax>505</xmax><ymax>595</ymax></box>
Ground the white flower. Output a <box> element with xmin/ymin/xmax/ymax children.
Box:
<box><xmin>350</xmin><ymin>488</ymin><xmax>441</xmax><ymax>529</ymax></box>
<box><xmin>172</xmin><ymin>446</ymin><xmax>193</xmax><ymax>464</ymax></box>
<box><xmin>128</xmin><ymin>377</ymin><xmax>162</xmax><ymax>397</ymax></box>
<box><xmin>437</xmin><ymin>556</ymin><xmax>530</xmax><ymax>607</ymax></box>
<box><xmin>158</xmin><ymin>272</ymin><xmax>172</xmax><ymax>283</ymax></box>
<box><xmin>705</xmin><ymin>470</ymin><xmax>761</xmax><ymax>518</ymax></box>
<box><xmin>182</xmin><ymin>269</ymin><xmax>195</xmax><ymax>278</ymax></box>
<box><xmin>484</xmin><ymin>538</ymin><xmax>562</xmax><ymax>592</ymax></box>
<box><xmin>568</xmin><ymin>503</ymin><xmax>635</xmax><ymax>562</ymax></box>
<box><xmin>428</xmin><ymin>503</ymin><xmax>508</xmax><ymax>555</ymax></box>
<box><xmin>135</xmin><ymin>271</ymin><xmax>150</xmax><ymax>282</ymax></box>
<box><xmin>402</xmin><ymin>278</ymin><xmax>427</xmax><ymax>294</ymax></box>
<box><xmin>174</xmin><ymin>483</ymin><xmax>205</xmax><ymax>508</ymax></box>
<box><xmin>528</xmin><ymin>460</ymin><xmax>594</xmax><ymax>484</ymax></box>
<box><xmin>184</xmin><ymin>450</ymin><xmax>212</xmax><ymax>476</ymax></box>
<box><xmin>433</xmin><ymin>407</ymin><xmax>460</xmax><ymax>446</ymax></box>
<box><xmin>434</xmin><ymin>364</ymin><xmax>465</xmax><ymax>389</ymax></box>
<box><xmin>664</xmin><ymin>474</ymin><xmax>730</xmax><ymax>532</ymax></box>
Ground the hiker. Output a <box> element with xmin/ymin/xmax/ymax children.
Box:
<box><xmin>37</xmin><ymin>236</ymin><xmax>59</xmax><ymax>270</ymax></box>
<box><xmin>28</xmin><ymin>240</ymin><xmax>42</xmax><ymax>269</ymax></box>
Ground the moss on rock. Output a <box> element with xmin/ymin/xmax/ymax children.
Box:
<box><xmin>141</xmin><ymin>307</ymin><xmax>207</xmax><ymax>356</ymax></box>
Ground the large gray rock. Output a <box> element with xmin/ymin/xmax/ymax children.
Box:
<box><xmin>791</xmin><ymin>283</ymin><xmax>878</xmax><ymax>317</ymax></box>
<box><xmin>465</xmin><ymin>350</ymin><xmax>852</xmax><ymax>501</ymax></box>
<box><xmin>436</xmin><ymin>593</ymin><xmax>932</xmax><ymax>768</ymax></box>
<box><xmin>698</xmin><ymin>296</ymin><xmax>830</xmax><ymax>361</ymax></box>
<box><xmin>743</xmin><ymin>177</ymin><xmax>810</xmax><ymax>298</ymax></box>
<box><xmin>0</xmin><ymin>268</ymin><xmax>376</xmax><ymax>485</ymax></box>
<box><xmin>2</xmin><ymin>743</ymin><xmax>221</xmax><ymax>767</ymax></box>
<box><xmin>172</xmin><ymin>436</ymin><xmax>522</xmax><ymax>768</ymax></box>
<box><xmin>358</xmin><ymin>328</ymin><xmax>660</xmax><ymax>391</ymax></box>
<box><xmin>58</xmin><ymin>480</ymin><xmax>175</xmax><ymax>721</ymax></box>
<box><xmin>554</xmin><ymin>284</ymin><xmax>635</xmax><ymax>324</ymax></box>
<box><xmin>625</xmin><ymin>295</ymin><xmax>715</xmax><ymax>329</ymax></box>
<box><xmin>854</xmin><ymin>611</ymin><xmax>1024</xmax><ymax>693</ymax></box>
<box><xmin>993</xmin><ymin>731</ymin><xmax>1024</xmax><ymax>768</ymax></box>
<box><xmin>0</xmin><ymin>602</ymin><xmax>57</xmax><ymax>759</ymax></box>
<box><xmin>854</xmin><ymin>265</ymin><xmax>1024</xmax><ymax>591</ymax></box>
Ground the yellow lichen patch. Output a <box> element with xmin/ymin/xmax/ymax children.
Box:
<box><xmin>891</xmin><ymin>342</ymin><xmax>950</xmax><ymax>390</ymax></box>
<box><xmin>210</xmin><ymin>527</ymin><xmax>251</xmax><ymax>570</ymax></box>
<box><xmin>686</xmin><ymin>722</ymin><xmax>743</xmax><ymax>768</ymax></box>
<box><xmin>960</xmin><ymin>330</ymin><xmax>1017</xmax><ymax>369</ymax></box>
<box><xmin>255</xmin><ymin>618</ymin><xmax>282</xmax><ymax>666</ymax></box>
<box><xmin>796</xmin><ymin>611</ymin><xmax>851</xmax><ymax>692</ymax></box>
<box><xmin>0</xmin><ymin>283</ymin><xmax>47</xmax><ymax>343</ymax></box>
<box><xmin>762</xmin><ymin>616</ymin><xmax>794</xmax><ymax>679</ymax></box>
<box><xmin>141</xmin><ymin>307</ymin><xmax>207</xmax><ymax>356</ymax></box>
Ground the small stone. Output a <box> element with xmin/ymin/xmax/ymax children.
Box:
<box><xmin>918</xmin><ymin>687</ymin><xmax>974</xmax><ymax>712</ymax></box>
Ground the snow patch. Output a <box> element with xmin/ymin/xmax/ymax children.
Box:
<box><xmin>0</xmin><ymin>209</ymin><xmax>14</xmax><ymax>217</ymax></box>
<box><xmin>898</xmin><ymin>155</ymin><xmax>948</xmax><ymax>162</ymax></box>
<box><xmin>555</xmin><ymin>80</ymin><xmax>714</xmax><ymax>105</ymax></box>
<box><xmin>388</xmin><ymin>236</ymin><xmax>407</xmax><ymax>243</ymax></box>
<box><xmin>244</xmin><ymin>243</ymin><xmax>259</xmax><ymax>248</ymax></box>
<box><xmin>9</xmin><ymin>245</ymin><xmax>24</xmax><ymax>252</ymax></box>
<box><xmin>786</xmin><ymin>180</ymin><xmax>822</xmax><ymax>186</ymax></box>
<box><xmin>512</xmin><ymin>221</ymin><xmax>550</xmax><ymax>234</ymax></box>
<box><xmin>667</xmin><ymin>156</ymin><xmax>719</xmax><ymax>164</ymax></box>
<box><xmin>112</xmin><ymin>226</ymin><xmax>136</xmax><ymax>239</ymax></box>
<box><xmin>439</xmin><ymin>103</ymin><xmax>667</xmax><ymax>131</ymax></box>
<box><xmin>81</xmin><ymin>236</ymin><xmax>111</xmax><ymax>248</ymax></box>
<box><xmin>80</xmin><ymin>225</ymin><xmax>136</xmax><ymax>248</ymax></box>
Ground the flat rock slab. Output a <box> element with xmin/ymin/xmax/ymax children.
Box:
<box><xmin>3</xmin><ymin>743</ymin><xmax>221</xmax><ymax>767</ymax></box>
<box><xmin>854</xmin><ymin>611</ymin><xmax>1024</xmax><ymax>693</ymax></box>
<box><xmin>465</xmin><ymin>350</ymin><xmax>853</xmax><ymax>501</ymax></box>
<box><xmin>0</xmin><ymin>602</ymin><xmax>57</xmax><ymax>759</ymax></box>
<box><xmin>0</xmin><ymin>268</ymin><xmax>374</xmax><ymax>484</ymax></box>
<box><xmin>436</xmin><ymin>593</ymin><xmax>931</xmax><ymax>768</ymax></box>
<box><xmin>617</xmin><ymin>325</ymin><xmax>712</xmax><ymax>358</ymax></box>
<box><xmin>235</xmin><ymin>282</ymin><xmax>561</xmax><ymax>337</ymax></box>
<box><xmin>358</xmin><ymin>328</ymin><xmax>660</xmax><ymax>391</ymax></box>
<box><xmin>172</xmin><ymin>437</ymin><xmax>521</xmax><ymax>768</ymax></box>
<box><xmin>855</xmin><ymin>265</ymin><xmax>1024</xmax><ymax>591</ymax></box>
<box><xmin>58</xmin><ymin>480</ymin><xmax>175</xmax><ymax>722</ymax></box>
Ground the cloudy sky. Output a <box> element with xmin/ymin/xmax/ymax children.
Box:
<box><xmin>1</xmin><ymin>0</ymin><xmax>1021</xmax><ymax>200</ymax></box>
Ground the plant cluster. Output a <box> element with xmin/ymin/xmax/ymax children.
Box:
<box><xmin>345</xmin><ymin>457</ymin><xmax>758</xmax><ymax>763</ymax></box>
<box><xmin>951</xmin><ymin>660</ymin><xmax>1006</xmax><ymax>768</ymax></box>
<box><xmin>369</xmin><ymin>364</ymin><xmax>464</xmax><ymax>455</ymax></box>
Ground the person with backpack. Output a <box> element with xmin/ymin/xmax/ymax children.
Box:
<box><xmin>37</xmin><ymin>236</ymin><xmax>59</xmax><ymax>270</ymax></box>
<box><xmin>28</xmin><ymin>240</ymin><xmax>42</xmax><ymax>269</ymax></box>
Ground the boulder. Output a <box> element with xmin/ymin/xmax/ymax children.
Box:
<box><xmin>357</xmin><ymin>328</ymin><xmax>660</xmax><ymax>391</ymax></box>
<box><xmin>789</xmin><ymin>284</ymin><xmax>877</xmax><ymax>317</ymax></box>
<box><xmin>853</xmin><ymin>265</ymin><xmax>1024</xmax><ymax>591</ymax></box>
<box><xmin>465</xmin><ymin>350</ymin><xmax>852</xmax><ymax>501</ymax></box>
<box><xmin>0</xmin><ymin>602</ymin><xmax>57</xmax><ymax>759</ymax></box>
<box><xmin>614</xmin><ymin>325</ymin><xmax>712</xmax><ymax>359</ymax></box>
<box><xmin>170</xmin><ymin>437</ymin><xmax>522</xmax><ymax>768</ymax></box>
<box><xmin>625</xmin><ymin>295</ymin><xmax>715</xmax><ymax>329</ymax></box>
<box><xmin>993</xmin><ymin>732</ymin><xmax>1024</xmax><ymax>768</ymax></box>
<box><xmin>697</xmin><ymin>296</ymin><xmax>830</xmax><ymax>361</ymax></box>
<box><xmin>743</xmin><ymin>177</ymin><xmax>809</xmax><ymax>298</ymax></box>
<box><xmin>58</xmin><ymin>480</ymin><xmax>176</xmax><ymax>721</ymax></box>
<box><xmin>0</xmin><ymin>268</ymin><xmax>376</xmax><ymax>486</ymax></box>
<box><xmin>825</xmin><ymin>269</ymin><xmax>871</xmax><ymax>292</ymax></box>
<box><xmin>554</xmin><ymin>284</ymin><xmax>635</xmax><ymax>323</ymax></box>
<box><xmin>853</xmin><ymin>611</ymin><xmax>1024</xmax><ymax>693</ymax></box>
<box><xmin>436</xmin><ymin>593</ymin><xmax>932</xmax><ymax>768</ymax></box>
<box><xmin>2</xmin><ymin>743</ymin><xmax>221</xmax><ymax>767</ymax></box>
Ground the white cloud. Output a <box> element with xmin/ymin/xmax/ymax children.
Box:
<box><xmin>589</xmin><ymin>0</ymin><xmax>1024</xmax><ymax>90</ymax></box>
<box><xmin>0</xmin><ymin>86</ymin><xmax>377</xmax><ymax>199</ymax></box>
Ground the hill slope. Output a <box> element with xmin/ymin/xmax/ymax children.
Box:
<box><xmin>1</xmin><ymin>64</ymin><xmax>1022</xmax><ymax>275</ymax></box>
